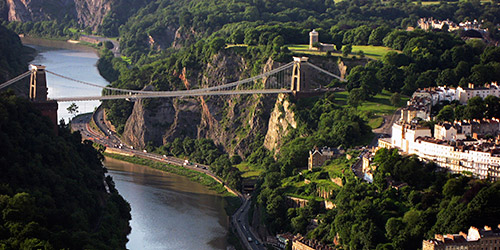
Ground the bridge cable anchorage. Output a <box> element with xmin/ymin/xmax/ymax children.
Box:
<box><xmin>0</xmin><ymin>71</ymin><xmax>32</xmax><ymax>90</ymax></box>
<box><xmin>304</xmin><ymin>62</ymin><xmax>347</xmax><ymax>82</ymax></box>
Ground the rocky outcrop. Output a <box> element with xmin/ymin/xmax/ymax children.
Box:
<box><xmin>122</xmin><ymin>49</ymin><xmax>278</xmax><ymax>157</ymax></box>
<box><xmin>73</xmin><ymin>0</ymin><xmax>112</xmax><ymax>30</ymax></box>
<box><xmin>122</xmin><ymin>89</ymin><xmax>177</xmax><ymax>148</ymax></box>
<box><xmin>148</xmin><ymin>26</ymin><xmax>178</xmax><ymax>51</ymax></box>
<box><xmin>5</xmin><ymin>0</ymin><xmax>112</xmax><ymax>29</ymax></box>
<box><xmin>263</xmin><ymin>93</ymin><xmax>296</xmax><ymax>154</ymax></box>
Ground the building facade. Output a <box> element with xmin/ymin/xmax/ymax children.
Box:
<box><xmin>423</xmin><ymin>225</ymin><xmax>500</xmax><ymax>250</ymax></box>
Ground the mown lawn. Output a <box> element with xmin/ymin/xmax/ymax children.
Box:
<box><xmin>334</xmin><ymin>90</ymin><xmax>408</xmax><ymax>129</ymax></box>
<box><xmin>287</xmin><ymin>44</ymin><xmax>400</xmax><ymax>60</ymax></box>
<box><xmin>351</xmin><ymin>45</ymin><xmax>399</xmax><ymax>60</ymax></box>
<box><xmin>334</xmin><ymin>90</ymin><xmax>408</xmax><ymax>116</ymax></box>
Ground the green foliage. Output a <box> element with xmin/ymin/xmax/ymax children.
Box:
<box><xmin>155</xmin><ymin>137</ymin><xmax>243</xmax><ymax>190</ymax></box>
<box><xmin>390</xmin><ymin>93</ymin><xmax>401</xmax><ymax>107</ymax></box>
<box><xmin>304</xmin><ymin>148</ymin><xmax>500</xmax><ymax>249</ymax></box>
<box><xmin>6</xmin><ymin>19</ymin><xmax>79</xmax><ymax>40</ymax></box>
<box><xmin>0</xmin><ymin>92</ymin><xmax>130</xmax><ymax>249</ymax></box>
<box><xmin>0</xmin><ymin>24</ymin><xmax>33</xmax><ymax>85</ymax></box>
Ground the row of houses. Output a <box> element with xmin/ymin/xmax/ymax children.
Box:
<box><xmin>417</xmin><ymin>17</ymin><xmax>485</xmax><ymax>32</ymax></box>
<box><xmin>378</xmin><ymin>118</ymin><xmax>500</xmax><ymax>181</ymax></box>
<box><xmin>402</xmin><ymin>83</ymin><xmax>500</xmax><ymax>123</ymax></box>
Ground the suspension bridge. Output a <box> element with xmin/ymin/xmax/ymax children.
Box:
<box><xmin>0</xmin><ymin>57</ymin><xmax>345</xmax><ymax>103</ymax></box>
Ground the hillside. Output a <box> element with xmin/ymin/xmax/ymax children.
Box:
<box><xmin>0</xmin><ymin>23</ymin><xmax>34</xmax><ymax>95</ymax></box>
<box><xmin>0</xmin><ymin>92</ymin><xmax>131</xmax><ymax>249</ymax></box>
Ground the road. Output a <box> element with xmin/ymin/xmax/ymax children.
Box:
<box><xmin>72</xmin><ymin>109</ymin><xmax>265</xmax><ymax>250</ymax></box>
<box><xmin>80</xmin><ymin>34</ymin><xmax>120</xmax><ymax>57</ymax></box>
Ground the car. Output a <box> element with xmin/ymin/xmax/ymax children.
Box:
<box><xmin>143</xmin><ymin>150</ymin><xmax>147</xmax><ymax>153</ymax></box>
<box><xmin>247</xmin><ymin>237</ymin><xmax>252</xmax><ymax>242</ymax></box>
<box><xmin>255</xmin><ymin>241</ymin><xmax>259</xmax><ymax>245</ymax></box>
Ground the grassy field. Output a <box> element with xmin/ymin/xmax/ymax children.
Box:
<box><xmin>351</xmin><ymin>45</ymin><xmax>399</xmax><ymax>60</ymax></box>
<box><xmin>287</xmin><ymin>44</ymin><xmax>399</xmax><ymax>60</ymax></box>
<box><xmin>334</xmin><ymin>90</ymin><xmax>408</xmax><ymax>129</ymax></box>
<box><xmin>334</xmin><ymin>90</ymin><xmax>408</xmax><ymax>116</ymax></box>
<box><xmin>235</xmin><ymin>162</ymin><xmax>264</xmax><ymax>179</ymax></box>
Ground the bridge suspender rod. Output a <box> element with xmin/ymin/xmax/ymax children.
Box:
<box><xmin>0</xmin><ymin>71</ymin><xmax>32</xmax><ymax>90</ymax></box>
<box><xmin>304</xmin><ymin>62</ymin><xmax>347</xmax><ymax>82</ymax></box>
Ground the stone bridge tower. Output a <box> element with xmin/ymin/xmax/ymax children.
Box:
<box><xmin>29</xmin><ymin>65</ymin><xmax>58</xmax><ymax>132</ymax></box>
<box><xmin>290</xmin><ymin>57</ymin><xmax>310</xmax><ymax>94</ymax></box>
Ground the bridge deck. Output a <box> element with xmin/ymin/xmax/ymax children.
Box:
<box><xmin>51</xmin><ymin>89</ymin><xmax>293</xmax><ymax>102</ymax></box>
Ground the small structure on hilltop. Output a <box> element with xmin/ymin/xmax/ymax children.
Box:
<box><xmin>423</xmin><ymin>225</ymin><xmax>500</xmax><ymax>250</ymax></box>
<box><xmin>308</xmin><ymin>29</ymin><xmax>335</xmax><ymax>52</ymax></box>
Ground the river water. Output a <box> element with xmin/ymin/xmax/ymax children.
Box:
<box><xmin>22</xmin><ymin>38</ymin><xmax>229</xmax><ymax>249</ymax></box>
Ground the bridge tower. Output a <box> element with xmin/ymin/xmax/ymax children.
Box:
<box><xmin>290</xmin><ymin>57</ymin><xmax>309</xmax><ymax>94</ymax></box>
<box><xmin>29</xmin><ymin>64</ymin><xmax>58</xmax><ymax>132</ymax></box>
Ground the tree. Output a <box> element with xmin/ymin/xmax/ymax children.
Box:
<box><xmin>436</xmin><ymin>105</ymin><xmax>455</xmax><ymax>122</ymax></box>
<box><xmin>67</xmin><ymin>103</ymin><xmax>79</xmax><ymax>117</ymax></box>
<box><xmin>464</xmin><ymin>97</ymin><xmax>486</xmax><ymax>119</ymax></box>
<box><xmin>358</xmin><ymin>50</ymin><xmax>365</xmax><ymax>58</ymax></box>
<box><xmin>342</xmin><ymin>44</ymin><xmax>352</xmax><ymax>57</ymax></box>
<box><xmin>484</xmin><ymin>95</ymin><xmax>500</xmax><ymax>119</ymax></box>
<box><xmin>390</xmin><ymin>93</ymin><xmax>401</xmax><ymax>107</ymax></box>
<box><xmin>209</xmin><ymin>37</ymin><xmax>226</xmax><ymax>53</ymax></box>
<box><xmin>348</xmin><ymin>88</ymin><xmax>366</xmax><ymax>108</ymax></box>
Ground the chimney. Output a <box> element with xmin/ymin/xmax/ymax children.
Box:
<box><xmin>435</xmin><ymin>234</ymin><xmax>444</xmax><ymax>242</ymax></box>
<box><xmin>468</xmin><ymin>83</ymin><xmax>475</xmax><ymax>89</ymax></box>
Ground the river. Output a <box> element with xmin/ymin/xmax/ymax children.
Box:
<box><xmin>22</xmin><ymin>38</ymin><xmax>229</xmax><ymax>249</ymax></box>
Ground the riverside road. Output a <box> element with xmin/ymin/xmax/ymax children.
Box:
<box><xmin>71</xmin><ymin>112</ymin><xmax>265</xmax><ymax>250</ymax></box>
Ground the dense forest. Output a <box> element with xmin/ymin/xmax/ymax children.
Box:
<box><xmin>0</xmin><ymin>24</ymin><xmax>34</xmax><ymax>86</ymax></box>
<box><xmin>0</xmin><ymin>92</ymin><xmax>131</xmax><ymax>249</ymax></box>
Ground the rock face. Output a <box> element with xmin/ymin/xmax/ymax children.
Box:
<box><xmin>5</xmin><ymin>0</ymin><xmax>112</xmax><ymax>29</ymax></box>
<box><xmin>263</xmin><ymin>93</ymin><xmax>297</xmax><ymax>154</ymax></box>
<box><xmin>120</xmin><ymin>53</ymin><xmax>363</xmax><ymax>156</ymax></box>
<box><xmin>121</xmin><ymin>50</ymin><xmax>283</xmax><ymax>157</ymax></box>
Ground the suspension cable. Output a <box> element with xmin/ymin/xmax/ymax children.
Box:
<box><xmin>0</xmin><ymin>71</ymin><xmax>32</xmax><ymax>90</ymax></box>
<box><xmin>304</xmin><ymin>62</ymin><xmax>346</xmax><ymax>82</ymax></box>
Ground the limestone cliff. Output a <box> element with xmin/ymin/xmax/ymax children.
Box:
<box><xmin>4</xmin><ymin>0</ymin><xmax>112</xmax><ymax>29</ymax></box>
<box><xmin>121</xmin><ymin>50</ymin><xmax>278</xmax><ymax>157</ymax></box>
<box><xmin>263</xmin><ymin>93</ymin><xmax>297</xmax><ymax>154</ymax></box>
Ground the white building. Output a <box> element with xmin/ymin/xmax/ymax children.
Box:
<box><xmin>457</xmin><ymin>83</ymin><xmax>500</xmax><ymax>104</ymax></box>
<box><xmin>380</xmin><ymin>121</ymin><xmax>500</xmax><ymax>181</ymax></box>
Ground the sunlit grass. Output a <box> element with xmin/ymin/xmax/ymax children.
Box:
<box><xmin>235</xmin><ymin>162</ymin><xmax>263</xmax><ymax>179</ymax></box>
<box><xmin>287</xmin><ymin>44</ymin><xmax>399</xmax><ymax>60</ymax></box>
